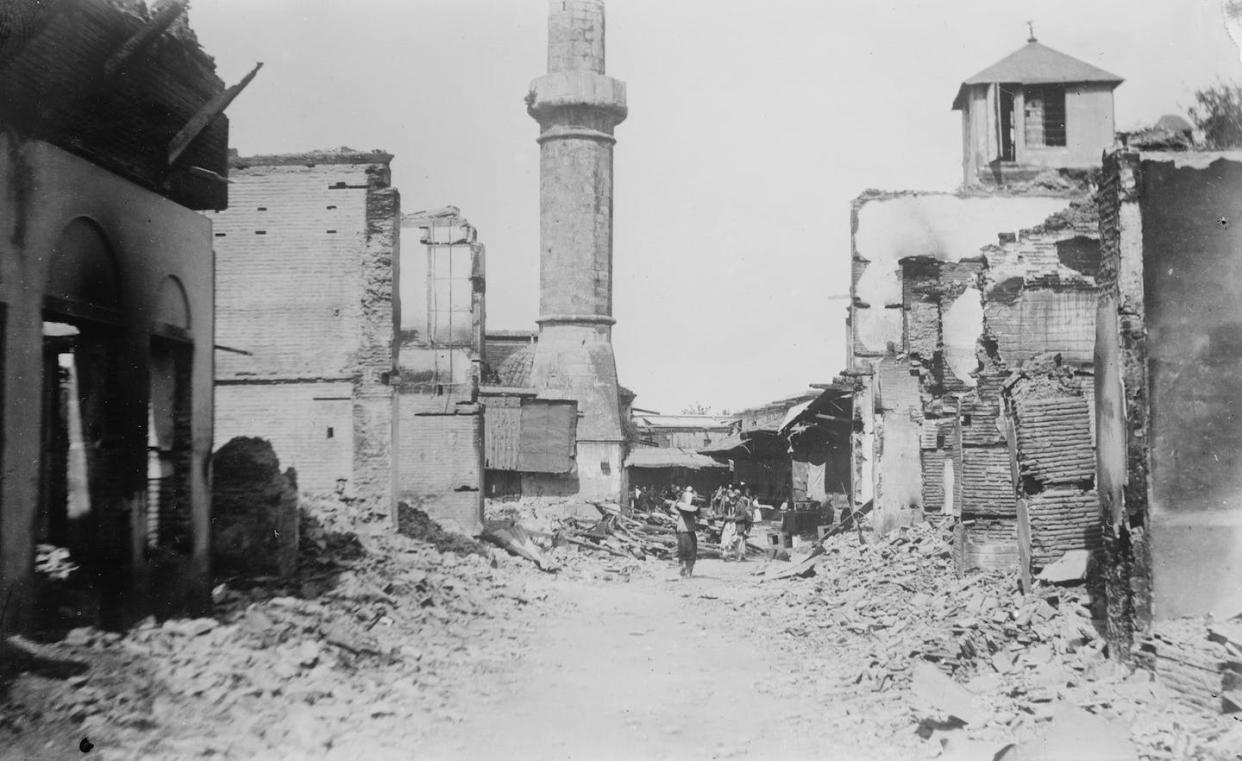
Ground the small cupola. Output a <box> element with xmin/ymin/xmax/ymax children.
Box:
<box><xmin>952</xmin><ymin>31</ymin><xmax>1123</xmax><ymax>187</ymax></box>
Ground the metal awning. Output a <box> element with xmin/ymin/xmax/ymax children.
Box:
<box><xmin>625</xmin><ymin>447</ymin><xmax>728</xmax><ymax>470</ymax></box>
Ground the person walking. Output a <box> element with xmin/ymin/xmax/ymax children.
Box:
<box><xmin>673</xmin><ymin>485</ymin><xmax>699</xmax><ymax>578</ymax></box>
<box><xmin>731</xmin><ymin>491</ymin><xmax>753</xmax><ymax>561</ymax></box>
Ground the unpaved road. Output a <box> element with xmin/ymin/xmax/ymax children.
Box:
<box><xmin>423</xmin><ymin>558</ymin><xmax>870</xmax><ymax>761</ymax></box>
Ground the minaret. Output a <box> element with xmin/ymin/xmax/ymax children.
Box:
<box><xmin>525</xmin><ymin>0</ymin><xmax>627</xmax><ymax>502</ymax></box>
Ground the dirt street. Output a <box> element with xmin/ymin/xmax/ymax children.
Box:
<box><xmin>425</xmin><ymin>559</ymin><xmax>858</xmax><ymax>761</ymax></box>
<box><xmin>6</xmin><ymin>510</ymin><xmax>1240</xmax><ymax>761</ymax></box>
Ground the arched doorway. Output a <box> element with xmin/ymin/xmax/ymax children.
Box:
<box><xmin>37</xmin><ymin>217</ymin><xmax>128</xmax><ymax>633</ymax></box>
<box><xmin>147</xmin><ymin>276</ymin><xmax>193</xmax><ymax>556</ymax></box>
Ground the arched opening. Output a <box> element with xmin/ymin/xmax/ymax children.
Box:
<box><xmin>37</xmin><ymin>218</ymin><xmax>128</xmax><ymax>633</ymax></box>
<box><xmin>147</xmin><ymin>276</ymin><xmax>193</xmax><ymax>556</ymax></box>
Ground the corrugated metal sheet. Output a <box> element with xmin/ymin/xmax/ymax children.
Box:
<box><xmin>517</xmin><ymin>399</ymin><xmax>577</xmax><ymax>474</ymax></box>
<box><xmin>483</xmin><ymin>396</ymin><xmax>522</xmax><ymax>471</ymax></box>
<box><xmin>625</xmin><ymin>447</ymin><xmax>728</xmax><ymax>470</ymax></box>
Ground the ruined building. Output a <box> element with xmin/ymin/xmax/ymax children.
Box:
<box><xmin>396</xmin><ymin>208</ymin><xmax>486</xmax><ymax>532</ymax></box>
<box><xmin>517</xmin><ymin>0</ymin><xmax>630</xmax><ymax>505</ymax></box>
<box><xmin>850</xmin><ymin>37</ymin><xmax>1118</xmax><ymax>573</ymax></box>
<box><xmin>211</xmin><ymin>149</ymin><xmax>400</xmax><ymax>506</ymax></box>
<box><xmin>1095</xmin><ymin>149</ymin><xmax>1242</xmax><ymax>666</ymax></box>
<box><xmin>0</xmin><ymin>0</ymin><xmax>237</xmax><ymax>632</ymax></box>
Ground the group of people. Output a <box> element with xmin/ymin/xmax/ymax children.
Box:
<box><xmin>661</xmin><ymin>483</ymin><xmax>757</xmax><ymax>578</ymax></box>
<box><xmin>710</xmin><ymin>484</ymin><xmax>755</xmax><ymax>563</ymax></box>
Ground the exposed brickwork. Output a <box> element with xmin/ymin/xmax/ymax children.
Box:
<box><xmin>210</xmin><ymin>151</ymin><xmax>398</xmax><ymax>506</ymax></box>
<box><xmin>214</xmin><ymin>383</ymin><xmax>355</xmax><ymax>495</ymax></box>
<box><xmin>957</xmin><ymin>518</ymin><xmax>1019</xmax><ymax>571</ymax></box>
<box><xmin>1095</xmin><ymin>150</ymin><xmax>1152</xmax><ymax>659</ymax></box>
<box><xmin>1022</xmin><ymin>488</ymin><xmax>1101</xmax><ymax>567</ymax></box>
<box><xmin>960</xmin><ymin>447</ymin><xmax>1015</xmax><ymax>516</ymax></box>
<box><xmin>397</xmin><ymin>394</ymin><xmax>483</xmax><ymax>531</ymax></box>
<box><xmin>1010</xmin><ymin>395</ymin><xmax>1095</xmax><ymax>484</ymax></box>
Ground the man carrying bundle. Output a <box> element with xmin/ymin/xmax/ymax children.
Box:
<box><xmin>673</xmin><ymin>486</ymin><xmax>700</xmax><ymax>578</ymax></box>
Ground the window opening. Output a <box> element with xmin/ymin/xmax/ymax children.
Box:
<box><xmin>427</xmin><ymin>237</ymin><xmax>474</xmax><ymax>347</ymax></box>
<box><xmin>999</xmin><ymin>87</ymin><xmax>1016</xmax><ymax>161</ymax></box>
<box><xmin>147</xmin><ymin>336</ymin><xmax>193</xmax><ymax>555</ymax></box>
<box><xmin>1023</xmin><ymin>85</ymin><xmax>1066</xmax><ymax>147</ymax></box>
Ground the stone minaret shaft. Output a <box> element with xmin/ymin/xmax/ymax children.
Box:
<box><xmin>526</xmin><ymin>0</ymin><xmax>627</xmax><ymax>501</ymax></box>
<box><xmin>528</xmin><ymin>0</ymin><xmax>626</xmax><ymax>323</ymax></box>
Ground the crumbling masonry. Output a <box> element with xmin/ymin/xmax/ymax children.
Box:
<box><xmin>211</xmin><ymin>150</ymin><xmax>400</xmax><ymax>506</ymax></box>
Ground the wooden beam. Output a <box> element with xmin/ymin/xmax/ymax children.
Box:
<box><xmin>103</xmin><ymin>0</ymin><xmax>187</xmax><ymax>78</ymax></box>
<box><xmin>815</xmin><ymin>413</ymin><xmax>852</xmax><ymax>424</ymax></box>
<box><xmin>167</xmin><ymin>61</ymin><xmax>262</xmax><ymax>166</ymax></box>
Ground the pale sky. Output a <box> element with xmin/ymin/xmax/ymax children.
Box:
<box><xmin>190</xmin><ymin>0</ymin><xmax>1240</xmax><ymax>414</ymax></box>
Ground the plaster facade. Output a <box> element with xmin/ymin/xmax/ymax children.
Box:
<box><xmin>1096</xmin><ymin>151</ymin><xmax>1242</xmax><ymax>653</ymax></box>
<box><xmin>0</xmin><ymin>138</ymin><xmax>216</xmax><ymax>631</ymax></box>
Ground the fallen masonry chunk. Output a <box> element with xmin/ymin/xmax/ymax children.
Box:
<box><xmin>910</xmin><ymin>661</ymin><xmax>989</xmax><ymax>726</ymax></box>
<box><xmin>1036</xmin><ymin>550</ymin><xmax>1091</xmax><ymax>584</ymax></box>
<box><xmin>480</xmin><ymin>521</ymin><xmax>551</xmax><ymax>570</ymax></box>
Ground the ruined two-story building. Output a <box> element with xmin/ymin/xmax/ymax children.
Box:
<box><xmin>1</xmin><ymin>0</ymin><xmax>242</xmax><ymax>633</ymax></box>
<box><xmin>850</xmin><ymin>36</ymin><xmax>1121</xmax><ymax>572</ymax></box>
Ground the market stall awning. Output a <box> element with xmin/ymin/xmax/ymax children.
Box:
<box><xmin>625</xmin><ymin>447</ymin><xmax>728</xmax><ymax>470</ymax></box>
<box><xmin>697</xmin><ymin>429</ymin><xmax>783</xmax><ymax>460</ymax></box>
<box><xmin>778</xmin><ymin>384</ymin><xmax>854</xmax><ymax>436</ymax></box>
<box><xmin>778</xmin><ymin>401</ymin><xmax>814</xmax><ymax>433</ymax></box>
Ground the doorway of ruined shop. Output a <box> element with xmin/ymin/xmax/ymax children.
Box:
<box><xmin>36</xmin><ymin>314</ymin><xmax>129</xmax><ymax>635</ymax></box>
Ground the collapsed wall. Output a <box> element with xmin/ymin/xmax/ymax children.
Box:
<box><xmin>395</xmin><ymin>209</ymin><xmax>486</xmax><ymax>533</ymax></box>
<box><xmin>849</xmin><ymin>192</ymin><xmax>1075</xmax><ymax>534</ymax></box>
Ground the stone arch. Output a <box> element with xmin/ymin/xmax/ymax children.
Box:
<box><xmin>152</xmin><ymin>276</ymin><xmax>191</xmax><ymax>331</ymax></box>
<box><xmin>45</xmin><ymin>217</ymin><xmax>122</xmax><ymax>315</ymax></box>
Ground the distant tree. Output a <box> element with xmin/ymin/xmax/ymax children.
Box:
<box><xmin>1189</xmin><ymin>82</ymin><xmax>1242</xmax><ymax>148</ymax></box>
<box><xmin>681</xmin><ymin>403</ymin><xmax>712</xmax><ymax>415</ymax></box>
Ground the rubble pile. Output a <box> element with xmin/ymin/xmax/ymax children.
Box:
<box><xmin>749</xmin><ymin>521</ymin><xmax>1242</xmax><ymax>760</ymax></box>
<box><xmin>484</xmin><ymin>498</ymin><xmax>760</xmax><ymax>577</ymax></box>
<box><xmin>1</xmin><ymin>499</ymin><xmax>550</xmax><ymax>760</ymax></box>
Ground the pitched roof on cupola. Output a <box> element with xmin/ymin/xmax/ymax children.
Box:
<box><xmin>952</xmin><ymin>39</ymin><xmax>1123</xmax><ymax>110</ymax></box>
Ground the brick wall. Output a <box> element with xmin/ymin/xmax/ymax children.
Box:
<box><xmin>213</xmin><ymin>163</ymin><xmax>375</xmax><ymax>379</ymax></box>
<box><xmin>210</xmin><ymin>152</ymin><xmax>398</xmax><ymax>504</ymax></box>
<box><xmin>215</xmin><ymin>382</ymin><xmax>354</xmax><ymax>494</ymax></box>
<box><xmin>396</xmin><ymin>392</ymin><xmax>482</xmax><ymax>531</ymax></box>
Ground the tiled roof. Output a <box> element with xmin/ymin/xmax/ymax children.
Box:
<box><xmin>953</xmin><ymin>41</ymin><xmax>1122</xmax><ymax>110</ymax></box>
